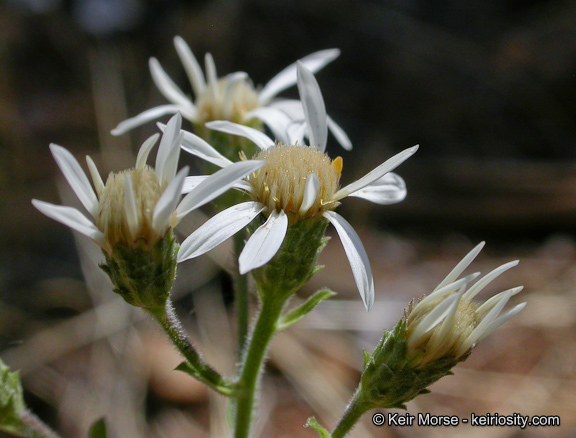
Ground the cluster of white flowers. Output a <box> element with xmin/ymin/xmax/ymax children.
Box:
<box><xmin>34</xmin><ymin>35</ymin><xmax>524</xmax><ymax>333</ymax></box>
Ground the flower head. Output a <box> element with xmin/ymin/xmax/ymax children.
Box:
<box><xmin>357</xmin><ymin>243</ymin><xmax>526</xmax><ymax>410</ymax></box>
<box><xmin>406</xmin><ymin>242</ymin><xmax>526</xmax><ymax>367</ymax></box>
<box><xmin>111</xmin><ymin>36</ymin><xmax>351</xmax><ymax>150</ymax></box>
<box><xmin>32</xmin><ymin>113</ymin><xmax>264</xmax><ymax>307</ymax></box>
<box><xmin>176</xmin><ymin>63</ymin><xmax>418</xmax><ymax>310</ymax></box>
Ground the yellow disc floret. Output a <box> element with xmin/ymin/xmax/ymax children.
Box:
<box><xmin>196</xmin><ymin>78</ymin><xmax>260</xmax><ymax>123</ymax></box>
<box><xmin>247</xmin><ymin>144</ymin><xmax>343</xmax><ymax>222</ymax></box>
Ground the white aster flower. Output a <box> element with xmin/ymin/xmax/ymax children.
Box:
<box><xmin>32</xmin><ymin>113</ymin><xmax>264</xmax><ymax>254</ymax></box>
<box><xmin>406</xmin><ymin>242</ymin><xmax>527</xmax><ymax>368</ymax></box>
<box><xmin>111</xmin><ymin>36</ymin><xmax>351</xmax><ymax>150</ymax></box>
<box><xmin>176</xmin><ymin>63</ymin><xmax>418</xmax><ymax>310</ymax></box>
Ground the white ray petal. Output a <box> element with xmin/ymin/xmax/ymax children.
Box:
<box><xmin>85</xmin><ymin>155</ymin><xmax>104</xmax><ymax>197</ymax></box>
<box><xmin>135</xmin><ymin>133</ymin><xmax>160</xmax><ymax>170</ymax></box>
<box><xmin>124</xmin><ymin>174</ymin><xmax>138</xmax><ymax>239</ymax></box>
<box><xmin>418</xmin><ymin>273</ymin><xmax>480</xmax><ymax>308</ymax></box>
<box><xmin>182</xmin><ymin>176</ymin><xmax>249</xmax><ymax>194</ymax></box>
<box><xmin>205</xmin><ymin>52</ymin><xmax>219</xmax><ymax>102</ymax></box>
<box><xmin>152</xmin><ymin>167</ymin><xmax>188</xmax><ymax>233</ymax></box>
<box><xmin>258</xmin><ymin>48</ymin><xmax>340</xmax><ymax>105</ymax></box>
<box><xmin>110</xmin><ymin>105</ymin><xmax>182</xmax><ymax>136</ymax></box>
<box><xmin>179</xmin><ymin>130</ymin><xmax>233</xmax><ymax>168</ymax></box>
<box><xmin>149</xmin><ymin>57</ymin><xmax>195</xmax><ymax>112</ymax></box>
<box><xmin>299</xmin><ymin>173</ymin><xmax>319</xmax><ymax>216</ymax></box>
<box><xmin>50</xmin><ymin>144</ymin><xmax>99</xmax><ymax>218</ymax></box>
<box><xmin>410</xmin><ymin>293</ymin><xmax>461</xmax><ymax>343</ymax></box>
<box><xmin>205</xmin><ymin>120</ymin><xmax>275</xmax><ymax>150</ymax></box>
<box><xmin>173</xmin><ymin>35</ymin><xmax>206</xmax><ymax>96</ymax></box>
<box><xmin>476</xmin><ymin>302</ymin><xmax>526</xmax><ymax>342</ymax></box>
<box><xmin>347</xmin><ymin>173</ymin><xmax>407</xmax><ymax>205</ymax></box>
<box><xmin>462</xmin><ymin>260</ymin><xmax>519</xmax><ymax>301</ymax></box>
<box><xmin>182</xmin><ymin>176</ymin><xmax>209</xmax><ymax>194</ymax></box>
<box><xmin>286</xmin><ymin>120</ymin><xmax>308</xmax><ymax>145</ymax></box>
<box><xmin>155</xmin><ymin>113</ymin><xmax>182</xmax><ymax>185</ymax></box>
<box><xmin>239</xmin><ymin>209</ymin><xmax>288</xmax><ymax>274</ymax></box>
<box><xmin>323</xmin><ymin>211</ymin><xmax>374</xmax><ymax>310</ymax></box>
<box><xmin>434</xmin><ymin>242</ymin><xmax>486</xmax><ymax>291</ymax></box>
<box><xmin>175</xmin><ymin>160</ymin><xmax>265</xmax><ymax>219</ymax></box>
<box><xmin>460</xmin><ymin>290</ymin><xmax>515</xmax><ymax>353</ymax></box>
<box><xmin>244</xmin><ymin>107</ymin><xmax>292</xmax><ymax>144</ymax></box>
<box><xmin>32</xmin><ymin>200</ymin><xmax>104</xmax><ymax>245</ymax></box>
<box><xmin>326</xmin><ymin>116</ymin><xmax>352</xmax><ymax>150</ymax></box>
<box><xmin>333</xmin><ymin>145</ymin><xmax>418</xmax><ymax>201</ymax></box>
<box><xmin>269</xmin><ymin>99</ymin><xmax>304</xmax><ymax>119</ymax></box>
<box><xmin>476</xmin><ymin>286</ymin><xmax>523</xmax><ymax>317</ymax></box>
<box><xmin>178</xmin><ymin>202</ymin><xmax>264</xmax><ymax>262</ymax></box>
<box><xmin>297</xmin><ymin>62</ymin><xmax>327</xmax><ymax>151</ymax></box>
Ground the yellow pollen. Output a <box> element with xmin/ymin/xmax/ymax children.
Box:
<box><xmin>248</xmin><ymin>144</ymin><xmax>342</xmax><ymax>221</ymax></box>
<box><xmin>333</xmin><ymin>156</ymin><xmax>343</xmax><ymax>176</ymax></box>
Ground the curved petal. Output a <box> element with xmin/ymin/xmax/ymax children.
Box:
<box><xmin>50</xmin><ymin>144</ymin><xmax>99</xmax><ymax>218</ymax></box>
<box><xmin>244</xmin><ymin>107</ymin><xmax>292</xmax><ymax>144</ymax></box>
<box><xmin>110</xmin><ymin>105</ymin><xmax>181</xmax><ymax>136</ymax></box>
<box><xmin>175</xmin><ymin>160</ymin><xmax>265</xmax><ymax>219</ymax></box>
<box><xmin>205</xmin><ymin>120</ymin><xmax>275</xmax><ymax>150</ymax></box>
<box><xmin>85</xmin><ymin>155</ymin><xmax>104</xmax><ymax>197</ymax></box>
<box><xmin>135</xmin><ymin>133</ymin><xmax>160</xmax><ymax>170</ymax></box>
<box><xmin>326</xmin><ymin>115</ymin><xmax>352</xmax><ymax>151</ymax></box>
<box><xmin>299</xmin><ymin>173</ymin><xmax>319</xmax><ymax>215</ymax></box>
<box><xmin>434</xmin><ymin>242</ymin><xmax>485</xmax><ymax>292</ymax></box>
<box><xmin>258</xmin><ymin>48</ymin><xmax>340</xmax><ymax>105</ymax></box>
<box><xmin>269</xmin><ymin>99</ymin><xmax>304</xmax><ymax>119</ymax></box>
<box><xmin>32</xmin><ymin>200</ymin><xmax>104</xmax><ymax>245</ymax></box>
<box><xmin>239</xmin><ymin>209</ymin><xmax>288</xmax><ymax>274</ymax></box>
<box><xmin>333</xmin><ymin>145</ymin><xmax>419</xmax><ymax>201</ymax></box>
<box><xmin>182</xmin><ymin>176</ymin><xmax>248</xmax><ymax>194</ymax></box>
<box><xmin>182</xmin><ymin>175</ymin><xmax>209</xmax><ymax>194</ymax></box>
<box><xmin>178</xmin><ymin>201</ymin><xmax>264</xmax><ymax>262</ymax></box>
<box><xmin>476</xmin><ymin>302</ymin><xmax>526</xmax><ymax>343</ymax></box>
<box><xmin>286</xmin><ymin>120</ymin><xmax>308</xmax><ymax>145</ymax></box>
<box><xmin>204</xmin><ymin>52</ymin><xmax>219</xmax><ymax>102</ymax></box>
<box><xmin>149</xmin><ymin>57</ymin><xmax>195</xmax><ymax>113</ymax></box>
<box><xmin>323</xmin><ymin>211</ymin><xmax>374</xmax><ymax>310</ymax></box>
<box><xmin>179</xmin><ymin>130</ymin><xmax>233</xmax><ymax>168</ymax></box>
<box><xmin>462</xmin><ymin>260</ymin><xmax>519</xmax><ymax>301</ymax></box>
<box><xmin>173</xmin><ymin>35</ymin><xmax>206</xmax><ymax>96</ymax></box>
<box><xmin>155</xmin><ymin>113</ymin><xmax>182</xmax><ymax>185</ymax></box>
<box><xmin>296</xmin><ymin>62</ymin><xmax>327</xmax><ymax>151</ymax></box>
<box><xmin>124</xmin><ymin>174</ymin><xmax>138</xmax><ymax>239</ymax></box>
<box><xmin>347</xmin><ymin>173</ymin><xmax>406</xmax><ymax>205</ymax></box>
<box><xmin>411</xmin><ymin>293</ymin><xmax>461</xmax><ymax>343</ymax></box>
<box><xmin>152</xmin><ymin>167</ymin><xmax>188</xmax><ymax>233</ymax></box>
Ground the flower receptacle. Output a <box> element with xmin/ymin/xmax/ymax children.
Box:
<box><xmin>100</xmin><ymin>230</ymin><xmax>178</xmax><ymax>309</ymax></box>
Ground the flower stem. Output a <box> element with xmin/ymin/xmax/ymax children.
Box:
<box><xmin>147</xmin><ymin>300</ymin><xmax>235</xmax><ymax>396</ymax></box>
<box><xmin>234</xmin><ymin>292</ymin><xmax>287</xmax><ymax>438</ymax></box>
<box><xmin>233</xmin><ymin>231</ymin><xmax>249</xmax><ymax>357</ymax></box>
<box><xmin>332</xmin><ymin>389</ymin><xmax>370</xmax><ymax>438</ymax></box>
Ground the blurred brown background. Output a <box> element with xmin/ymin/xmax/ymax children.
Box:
<box><xmin>0</xmin><ymin>0</ymin><xmax>575</xmax><ymax>437</ymax></box>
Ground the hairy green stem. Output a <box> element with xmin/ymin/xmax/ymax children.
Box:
<box><xmin>332</xmin><ymin>390</ymin><xmax>370</xmax><ymax>438</ymax></box>
<box><xmin>147</xmin><ymin>300</ymin><xmax>235</xmax><ymax>396</ymax></box>
<box><xmin>233</xmin><ymin>231</ymin><xmax>250</xmax><ymax>357</ymax></box>
<box><xmin>234</xmin><ymin>293</ymin><xmax>287</xmax><ymax>438</ymax></box>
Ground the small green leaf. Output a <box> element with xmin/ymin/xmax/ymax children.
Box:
<box><xmin>278</xmin><ymin>289</ymin><xmax>336</xmax><ymax>330</ymax></box>
<box><xmin>88</xmin><ymin>418</ymin><xmax>107</xmax><ymax>438</ymax></box>
<box><xmin>175</xmin><ymin>362</ymin><xmax>238</xmax><ymax>397</ymax></box>
<box><xmin>305</xmin><ymin>417</ymin><xmax>332</xmax><ymax>438</ymax></box>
